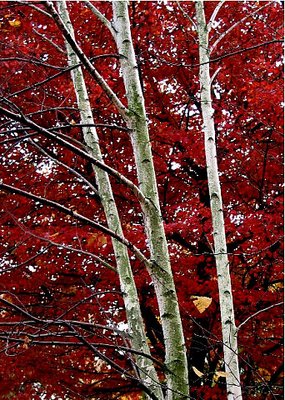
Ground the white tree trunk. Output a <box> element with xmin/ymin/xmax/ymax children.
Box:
<box><xmin>57</xmin><ymin>2</ymin><xmax>163</xmax><ymax>399</ymax></box>
<box><xmin>112</xmin><ymin>2</ymin><xmax>188</xmax><ymax>399</ymax></box>
<box><xmin>195</xmin><ymin>2</ymin><xmax>243</xmax><ymax>400</ymax></box>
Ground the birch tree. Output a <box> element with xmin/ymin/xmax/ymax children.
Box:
<box><xmin>50</xmin><ymin>1</ymin><xmax>189</xmax><ymax>399</ymax></box>
<box><xmin>0</xmin><ymin>1</ymin><xmax>283</xmax><ymax>399</ymax></box>
<box><xmin>195</xmin><ymin>1</ymin><xmax>242</xmax><ymax>399</ymax></box>
<box><xmin>111</xmin><ymin>3</ymin><xmax>188</xmax><ymax>398</ymax></box>
<box><xmin>56</xmin><ymin>2</ymin><xmax>164</xmax><ymax>399</ymax></box>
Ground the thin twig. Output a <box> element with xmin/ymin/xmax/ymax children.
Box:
<box><xmin>210</xmin><ymin>2</ymin><xmax>274</xmax><ymax>52</ymax></box>
<box><xmin>32</xmin><ymin>28</ymin><xmax>66</xmax><ymax>54</ymax></box>
<box><xmin>0</xmin><ymin>182</ymin><xmax>151</xmax><ymax>269</ymax></box>
<box><xmin>84</xmin><ymin>0</ymin><xmax>116</xmax><ymax>38</ymax></box>
<box><xmin>237</xmin><ymin>302</ymin><xmax>284</xmax><ymax>331</ymax></box>
<box><xmin>45</xmin><ymin>1</ymin><xmax>129</xmax><ymax>121</ymax></box>
<box><xmin>177</xmin><ymin>2</ymin><xmax>197</xmax><ymax>31</ymax></box>
<box><xmin>0</xmin><ymin>104</ymin><xmax>147</xmax><ymax>206</ymax></box>
<box><xmin>207</xmin><ymin>0</ymin><xmax>225</xmax><ymax>31</ymax></box>
<box><xmin>4</xmin><ymin>210</ymin><xmax>116</xmax><ymax>272</ymax></box>
<box><xmin>29</xmin><ymin>138</ymin><xmax>99</xmax><ymax>195</ymax></box>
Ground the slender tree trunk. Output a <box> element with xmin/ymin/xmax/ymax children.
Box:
<box><xmin>195</xmin><ymin>2</ymin><xmax>243</xmax><ymax>400</ymax></box>
<box><xmin>57</xmin><ymin>2</ymin><xmax>163</xmax><ymax>399</ymax></box>
<box><xmin>112</xmin><ymin>2</ymin><xmax>188</xmax><ymax>399</ymax></box>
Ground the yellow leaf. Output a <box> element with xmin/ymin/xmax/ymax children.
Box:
<box><xmin>268</xmin><ymin>281</ymin><xmax>283</xmax><ymax>292</ymax></box>
<box><xmin>8</xmin><ymin>19</ymin><xmax>21</xmax><ymax>28</ymax></box>
<box><xmin>212</xmin><ymin>370</ymin><xmax>229</xmax><ymax>386</ymax></box>
<box><xmin>63</xmin><ymin>285</ymin><xmax>77</xmax><ymax>296</ymax></box>
<box><xmin>93</xmin><ymin>359</ymin><xmax>106</xmax><ymax>372</ymax></box>
<box><xmin>191</xmin><ymin>296</ymin><xmax>212</xmax><ymax>313</ymax></box>
<box><xmin>215</xmin><ymin>371</ymin><xmax>229</xmax><ymax>378</ymax></box>
<box><xmin>0</xmin><ymin>293</ymin><xmax>13</xmax><ymax>303</ymax></box>
<box><xmin>23</xmin><ymin>336</ymin><xmax>32</xmax><ymax>349</ymax></box>
<box><xmin>256</xmin><ymin>368</ymin><xmax>271</xmax><ymax>382</ymax></box>
<box><xmin>49</xmin><ymin>232</ymin><xmax>60</xmax><ymax>239</ymax></box>
<box><xmin>87</xmin><ymin>233</ymin><xmax>107</xmax><ymax>247</ymax></box>
<box><xmin>192</xmin><ymin>366</ymin><xmax>204</xmax><ymax>378</ymax></box>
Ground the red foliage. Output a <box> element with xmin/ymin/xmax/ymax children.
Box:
<box><xmin>0</xmin><ymin>1</ymin><xmax>283</xmax><ymax>399</ymax></box>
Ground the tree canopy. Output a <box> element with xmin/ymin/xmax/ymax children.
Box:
<box><xmin>0</xmin><ymin>1</ymin><xmax>283</xmax><ymax>399</ymax></box>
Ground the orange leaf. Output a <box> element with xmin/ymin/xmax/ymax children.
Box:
<box><xmin>191</xmin><ymin>296</ymin><xmax>212</xmax><ymax>313</ymax></box>
<box><xmin>192</xmin><ymin>366</ymin><xmax>204</xmax><ymax>378</ymax></box>
<box><xmin>8</xmin><ymin>20</ymin><xmax>21</xmax><ymax>28</ymax></box>
<box><xmin>23</xmin><ymin>336</ymin><xmax>32</xmax><ymax>349</ymax></box>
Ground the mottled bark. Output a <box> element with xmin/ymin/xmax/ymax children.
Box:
<box><xmin>195</xmin><ymin>2</ymin><xmax>242</xmax><ymax>399</ymax></box>
<box><xmin>57</xmin><ymin>2</ymin><xmax>163</xmax><ymax>398</ymax></box>
<box><xmin>112</xmin><ymin>2</ymin><xmax>188</xmax><ymax>399</ymax></box>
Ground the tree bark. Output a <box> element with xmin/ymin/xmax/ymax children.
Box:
<box><xmin>112</xmin><ymin>2</ymin><xmax>189</xmax><ymax>399</ymax></box>
<box><xmin>57</xmin><ymin>2</ymin><xmax>163</xmax><ymax>399</ymax></box>
<box><xmin>195</xmin><ymin>2</ymin><xmax>243</xmax><ymax>400</ymax></box>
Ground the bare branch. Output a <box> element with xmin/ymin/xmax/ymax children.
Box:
<box><xmin>32</xmin><ymin>28</ymin><xmax>66</xmax><ymax>54</ymax></box>
<box><xmin>210</xmin><ymin>66</ymin><xmax>222</xmax><ymax>85</ymax></box>
<box><xmin>45</xmin><ymin>1</ymin><xmax>129</xmax><ymax>120</ymax></box>
<box><xmin>150</xmin><ymin>39</ymin><xmax>283</xmax><ymax>68</ymax></box>
<box><xmin>84</xmin><ymin>0</ymin><xmax>116</xmax><ymax>38</ymax></box>
<box><xmin>207</xmin><ymin>0</ymin><xmax>225</xmax><ymax>31</ymax></box>
<box><xmin>0</xmin><ymin>293</ymin><xmax>162</xmax><ymax>400</ymax></box>
<box><xmin>0</xmin><ymin>182</ymin><xmax>151</xmax><ymax>269</ymax></box>
<box><xmin>5</xmin><ymin>54</ymin><xmax>120</xmax><ymax>101</ymax></box>
<box><xmin>0</xmin><ymin>297</ymin><xmax>130</xmax><ymax>337</ymax></box>
<box><xmin>0</xmin><ymin>244</ymin><xmax>52</xmax><ymax>273</ymax></box>
<box><xmin>64</xmin><ymin>322</ymin><xmax>160</xmax><ymax>400</ymax></box>
<box><xmin>6</xmin><ymin>65</ymin><xmax>76</xmax><ymax>100</ymax></box>
<box><xmin>210</xmin><ymin>39</ymin><xmax>282</xmax><ymax>64</ymax></box>
<box><xmin>29</xmin><ymin>138</ymin><xmax>98</xmax><ymax>194</ymax></box>
<box><xmin>3</xmin><ymin>210</ymin><xmax>116</xmax><ymax>272</ymax></box>
<box><xmin>177</xmin><ymin>2</ymin><xmax>197</xmax><ymax>31</ymax></box>
<box><xmin>0</xmin><ymin>123</ymin><xmax>130</xmax><ymax>138</ymax></box>
<box><xmin>0</xmin><ymin>57</ymin><xmax>64</xmax><ymax>70</ymax></box>
<box><xmin>0</xmin><ymin>335</ymin><xmax>166</xmax><ymax>369</ymax></box>
<box><xmin>15</xmin><ymin>1</ymin><xmax>53</xmax><ymax>18</ymax></box>
<box><xmin>210</xmin><ymin>2</ymin><xmax>274</xmax><ymax>52</ymax></box>
<box><xmin>0</xmin><ymin>105</ymin><xmax>147</xmax><ymax>206</ymax></box>
<box><xmin>0</xmin><ymin>132</ymin><xmax>39</xmax><ymax>145</ymax></box>
<box><xmin>237</xmin><ymin>302</ymin><xmax>284</xmax><ymax>331</ymax></box>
